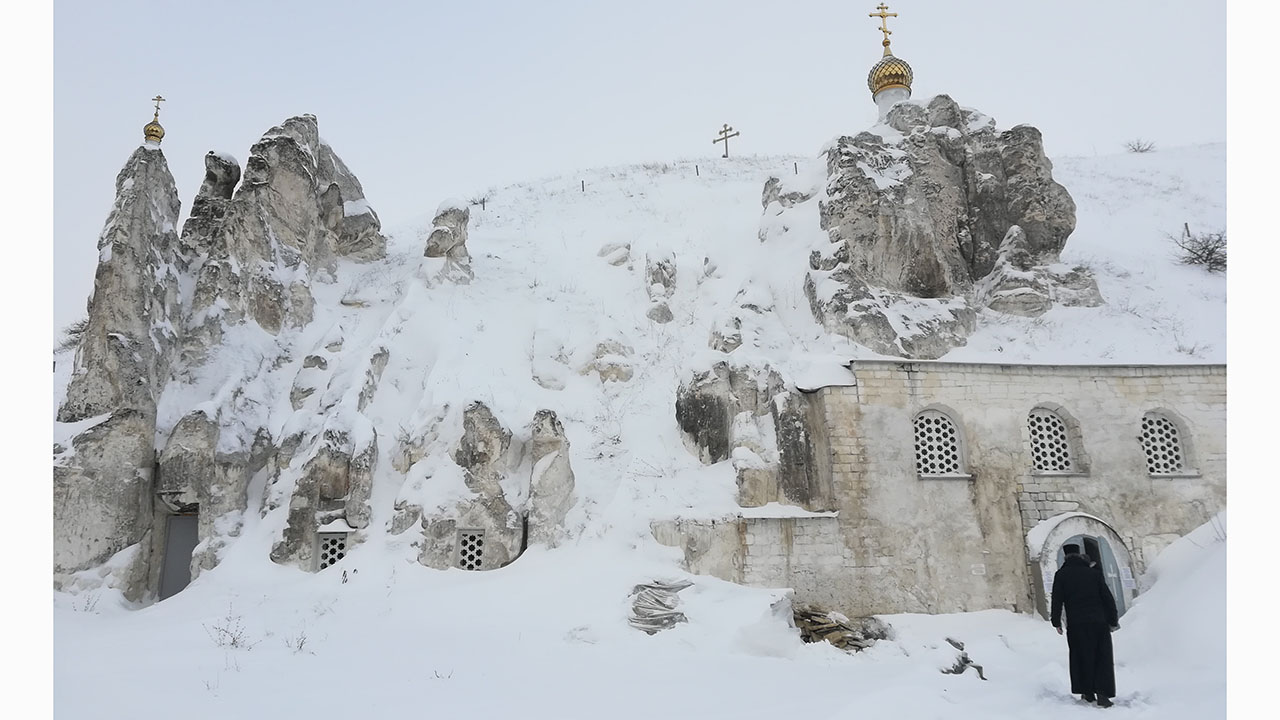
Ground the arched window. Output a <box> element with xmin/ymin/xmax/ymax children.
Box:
<box><xmin>1140</xmin><ymin>412</ymin><xmax>1186</xmax><ymax>475</ymax></box>
<box><xmin>913</xmin><ymin>410</ymin><xmax>964</xmax><ymax>475</ymax></box>
<box><xmin>1028</xmin><ymin>408</ymin><xmax>1075</xmax><ymax>472</ymax></box>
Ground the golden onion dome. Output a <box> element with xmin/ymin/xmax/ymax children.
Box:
<box><xmin>867</xmin><ymin>53</ymin><xmax>913</xmax><ymax>96</ymax></box>
<box><xmin>143</xmin><ymin>95</ymin><xmax>166</xmax><ymax>144</ymax></box>
<box><xmin>143</xmin><ymin>119</ymin><xmax>165</xmax><ymax>144</ymax></box>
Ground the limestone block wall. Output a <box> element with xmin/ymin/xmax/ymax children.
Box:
<box><xmin>811</xmin><ymin>360</ymin><xmax>1225</xmax><ymax>615</ymax></box>
<box><xmin>652</xmin><ymin>515</ymin><xmax>848</xmax><ymax>607</ymax></box>
<box><xmin>741</xmin><ymin>516</ymin><xmax>845</xmax><ymax>607</ymax></box>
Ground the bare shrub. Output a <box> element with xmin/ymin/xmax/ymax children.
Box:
<box><xmin>75</xmin><ymin>591</ymin><xmax>101</xmax><ymax>613</ymax></box>
<box><xmin>284</xmin><ymin>629</ymin><xmax>313</xmax><ymax>655</ymax></box>
<box><xmin>1124</xmin><ymin>139</ymin><xmax>1156</xmax><ymax>153</ymax></box>
<box><xmin>55</xmin><ymin>317</ymin><xmax>89</xmax><ymax>354</ymax></box>
<box><xmin>203</xmin><ymin>606</ymin><xmax>259</xmax><ymax>650</ymax></box>
<box><xmin>1170</xmin><ymin>224</ymin><xmax>1226</xmax><ymax>273</ymax></box>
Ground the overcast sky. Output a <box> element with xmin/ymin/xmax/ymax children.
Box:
<box><xmin>52</xmin><ymin>0</ymin><xmax>1225</xmax><ymax>331</ymax></box>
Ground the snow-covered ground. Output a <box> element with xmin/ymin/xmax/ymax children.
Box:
<box><xmin>53</xmin><ymin>144</ymin><xmax>1226</xmax><ymax>717</ymax></box>
<box><xmin>53</xmin><ymin>511</ymin><xmax>1225</xmax><ymax>719</ymax></box>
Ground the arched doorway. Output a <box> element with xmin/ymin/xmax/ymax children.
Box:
<box><xmin>1055</xmin><ymin>533</ymin><xmax>1128</xmax><ymax>618</ymax></box>
<box><xmin>1027</xmin><ymin>512</ymin><xmax>1137</xmax><ymax>620</ymax></box>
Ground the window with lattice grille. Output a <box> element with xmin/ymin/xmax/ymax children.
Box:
<box><xmin>913</xmin><ymin>411</ymin><xmax>963</xmax><ymax>476</ymax></box>
<box><xmin>1141</xmin><ymin>412</ymin><xmax>1185</xmax><ymax>475</ymax></box>
<box><xmin>457</xmin><ymin>530</ymin><xmax>485</xmax><ymax>570</ymax></box>
<box><xmin>317</xmin><ymin>533</ymin><xmax>348</xmax><ymax>571</ymax></box>
<box><xmin>1029</xmin><ymin>408</ymin><xmax>1074</xmax><ymax>472</ymax></box>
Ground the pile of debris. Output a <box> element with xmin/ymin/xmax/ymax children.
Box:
<box><xmin>628</xmin><ymin>579</ymin><xmax>694</xmax><ymax>635</ymax></box>
<box><xmin>941</xmin><ymin>637</ymin><xmax>987</xmax><ymax>680</ymax></box>
<box><xmin>793</xmin><ymin>604</ymin><xmax>892</xmax><ymax>652</ymax></box>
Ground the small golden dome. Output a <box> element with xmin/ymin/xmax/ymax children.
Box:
<box><xmin>868</xmin><ymin>54</ymin><xmax>913</xmax><ymax>96</ymax></box>
<box><xmin>143</xmin><ymin>119</ymin><xmax>165</xmax><ymax>144</ymax></box>
<box><xmin>143</xmin><ymin>94</ymin><xmax>166</xmax><ymax>144</ymax></box>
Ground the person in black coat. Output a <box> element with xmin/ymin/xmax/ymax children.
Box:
<box><xmin>1051</xmin><ymin>543</ymin><xmax>1120</xmax><ymax>707</ymax></box>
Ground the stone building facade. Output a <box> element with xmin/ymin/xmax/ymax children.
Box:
<box><xmin>656</xmin><ymin>360</ymin><xmax>1226</xmax><ymax>619</ymax></box>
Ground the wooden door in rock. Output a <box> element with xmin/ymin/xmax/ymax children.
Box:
<box><xmin>159</xmin><ymin>514</ymin><xmax>198</xmax><ymax>600</ymax></box>
<box><xmin>1056</xmin><ymin>533</ymin><xmax>1127</xmax><ymax>618</ymax></box>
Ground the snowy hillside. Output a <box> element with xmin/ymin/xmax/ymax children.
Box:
<box><xmin>130</xmin><ymin>142</ymin><xmax>1220</xmax><ymax>548</ymax></box>
<box><xmin>54</xmin><ymin>142</ymin><xmax>1225</xmax><ymax>718</ymax></box>
<box><xmin>51</xmin><ymin>141</ymin><xmax>1226</xmax><ymax>563</ymax></box>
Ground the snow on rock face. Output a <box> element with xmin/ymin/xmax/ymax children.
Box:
<box><xmin>52</xmin><ymin>122</ymin><xmax>1224</xmax><ymax>610</ymax></box>
<box><xmin>59</xmin><ymin>146</ymin><xmax>185</xmax><ymax>422</ymax></box>
<box><xmin>973</xmin><ymin>225</ymin><xmax>1104</xmax><ymax>317</ymax></box>
<box><xmin>526</xmin><ymin>409</ymin><xmax>576</xmax><ymax>547</ymax></box>
<box><xmin>421</xmin><ymin>202</ymin><xmax>473</xmax><ymax>284</ymax></box>
<box><xmin>412</xmin><ymin>401</ymin><xmax>522</xmax><ymax>569</ymax></box>
<box><xmin>53</xmin><ymin>410</ymin><xmax>155</xmax><ymax>597</ymax></box>
<box><xmin>675</xmin><ymin>362</ymin><xmax>830</xmax><ymax>511</ymax></box>
<box><xmin>56</xmin><ymin>114</ymin><xmax>396</xmax><ymax>593</ymax></box>
<box><xmin>55</xmin><ymin>144</ymin><xmax>186</xmax><ymax>599</ymax></box>
<box><xmin>773</xmin><ymin>94</ymin><xmax>1087</xmax><ymax>358</ymax></box>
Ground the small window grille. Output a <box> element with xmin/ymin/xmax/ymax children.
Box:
<box><xmin>317</xmin><ymin>533</ymin><xmax>348</xmax><ymax>571</ymax></box>
<box><xmin>913</xmin><ymin>411</ymin><xmax>963</xmax><ymax>475</ymax></box>
<box><xmin>1140</xmin><ymin>413</ymin><xmax>1185</xmax><ymax>475</ymax></box>
<box><xmin>457</xmin><ymin>530</ymin><xmax>485</xmax><ymax>571</ymax></box>
<box><xmin>1029</xmin><ymin>408</ymin><xmax>1074</xmax><ymax>472</ymax></box>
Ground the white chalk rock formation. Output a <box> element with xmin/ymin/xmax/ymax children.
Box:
<box><xmin>54</xmin><ymin>143</ymin><xmax>185</xmax><ymax>600</ymax></box>
<box><xmin>422</xmin><ymin>200</ymin><xmax>474</xmax><ymax>284</ymax></box>
<box><xmin>527</xmin><ymin>410</ymin><xmax>576</xmax><ymax>546</ymax></box>
<box><xmin>762</xmin><ymin>94</ymin><xmax>1097</xmax><ymax>358</ymax></box>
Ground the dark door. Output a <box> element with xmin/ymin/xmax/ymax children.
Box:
<box><xmin>1056</xmin><ymin>533</ymin><xmax>1127</xmax><ymax>618</ymax></box>
<box><xmin>159</xmin><ymin>514</ymin><xmax>198</xmax><ymax>600</ymax></box>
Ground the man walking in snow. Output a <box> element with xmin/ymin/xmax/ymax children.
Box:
<box><xmin>1051</xmin><ymin>543</ymin><xmax>1120</xmax><ymax>708</ymax></box>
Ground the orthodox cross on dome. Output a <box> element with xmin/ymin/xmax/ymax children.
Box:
<box><xmin>869</xmin><ymin>3</ymin><xmax>898</xmax><ymax>55</ymax></box>
<box><xmin>712</xmin><ymin>123</ymin><xmax>740</xmax><ymax>158</ymax></box>
<box><xmin>143</xmin><ymin>95</ymin><xmax>167</xmax><ymax>145</ymax></box>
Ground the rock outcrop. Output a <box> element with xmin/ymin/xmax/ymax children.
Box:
<box><xmin>764</xmin><ymin>94</ymin><xmax>1096</xmax><ymax>358</ymax></box>
<box><xmin>579</xmin><ymin>340</ymin><xmax>635</xmax><ymax>383</ymax></box>
<box><xmin>53</xmin><ymin>411</ymin><xmax>155</xmax><ymax>599</ymax></box>
<box><xmin>56</xmin><ymin>115</ymin><xmax>392</xmax><ymax>597</ymax></box>
<box><xmin>55</xmin><ymin>144</ymin><xmax>186</xmax><ymax>600</ymax></box>
<box><xmin>180</xmin><ymin>115</ymin><xmax>387</xmax><ymax>363</ymax></box>
<box><xmin>422</xmin><ymin>201</ymin><xmax>473</xmax><ymax>284</ymax></box>
<box><xmin>676</xmin><ymin>362</ymin><xmax>832</xmax><ymax>511</ymax></box>
<box><xmin>644</xmin><ymin>255</ymin><xmax>677</xmax><ymax>324</ymax></box>
<box><xmin>527</xmin><ymin>410</ymin><xmax>576</xmax><ymax>546</ymax></box>
<box><xmin>59</xmin><ymin>146</ymin><xmax>185</xmax><ymax>422</ymax></box>
<box><xmin>974</xmin><ymin>225</ymin><xmax>1103</xmax><ymax>317</ymax></box>
<box><xmin>415</xmin><ymin>402</ymin><xmax>524</xmax><ymax>570</ymax></box>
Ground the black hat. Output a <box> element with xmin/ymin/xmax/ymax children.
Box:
<box><xmin>1062</xmin><ymin>543</ymin><xmax>1081</xmax><ymax>555</ymax></box>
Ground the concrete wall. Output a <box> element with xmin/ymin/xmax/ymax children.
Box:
<box><xmin>656</xmin><ymin>361</ymin><xmax>1226</xmax><ymax>618</ymax></box>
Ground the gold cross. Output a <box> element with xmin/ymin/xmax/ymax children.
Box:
<box><xmin>151</xmin><ymin>95</ymin><xmax>165</xmax><ymax>120</ymax></box>
<box><xmin>869</xmin><ymin>3</ymin><xmax>897</xmax><ymax>51</ymax></box>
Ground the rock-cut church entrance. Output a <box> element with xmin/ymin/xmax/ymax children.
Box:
<box><xmin>1055</xmin><ymin>533</ymin><xmax>1128</xmax><ymax>618</ymax></box>
<box><xmin>1028</xmin><ymin>512</ymin><xmax>1137</xmax><ymax>620</ymax></box>
<box><xmin>158</xmin><ymin>513</ymin><xmax>198</xmax><ymax>600</ymax></box>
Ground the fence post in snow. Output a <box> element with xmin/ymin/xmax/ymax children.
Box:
<box><xmin>695</xmin><ymin>164</ymin><xmax>699</xmax><ymax>177</ymax></box>
<box><xmin>581</xmin><ymin>180</ymin><xmax>585</xmax><ymax>192</ymax></box>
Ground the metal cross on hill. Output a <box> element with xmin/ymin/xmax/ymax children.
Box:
<box><xmin>869</xmin><ymin>3</ymin><xmax>897</xmax><ymax>44</ymax></box>
<box><xmin>712</xmin><ymin>124</ymin><xmax>740</xmax><ymax>158</ymax></box>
